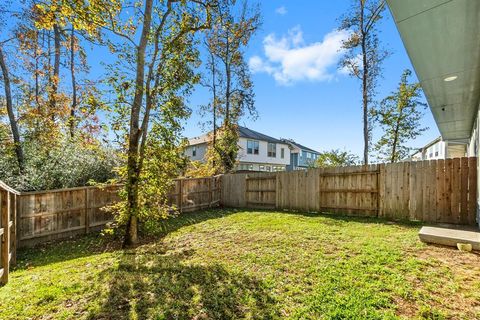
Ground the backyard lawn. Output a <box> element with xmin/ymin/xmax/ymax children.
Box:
<box><xmin>0</xmin><ymin>209</ymin><xmax>479</xmax><ymax>319</ymax></box>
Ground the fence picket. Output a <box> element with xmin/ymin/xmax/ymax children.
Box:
<box><xmin>1</xmin><ymin>158</ymin><xmax>478</xmax><ymax>286</ymax></box>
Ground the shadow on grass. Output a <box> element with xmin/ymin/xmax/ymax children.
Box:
<box><xmin>144</xmin><ymin>207</ymin><xmax>242</xmax><ymax>236</ymax></box>
<box><xmin>14</xmin><ymin>208</ymin><xmax>240</xmax><ymax>270</ymax></box>
<box><xmin>15</xmin><ymin>207</ymin><xmax>425</xmax><ymax>271</ymax></box>
<box><xmin>89</xmin><ymin>247</ymin><xmax>278</xmax><ymax>319</ymax></box>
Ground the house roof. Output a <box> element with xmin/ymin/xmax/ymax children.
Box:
<box><xmin>281</xmin><ymin>139</ymin><xmax>320</xmax><ymax>154</ymax></box>
<box><xmin>238</xmin><ymin>126</ymin><xmax>284</xmax><ymax>144</ymax></box>
<box><xmin>410</xmin><ymin>136</ymin><xmax>442</xmax><ymax>157</ymax></box>
<box><xmin>188</xmin><ymin>126</ymin><xmax>285</xmax><ymax>146</ymax></box>
<box><xmin>188</xmin><ymin>133</ymin><xmax>210</xmax><ymax>146</ymax></box>
<box><xmin>419</xmin><ymin>136</ymin><xmax>442</xmax><ymax>151</ymax></box>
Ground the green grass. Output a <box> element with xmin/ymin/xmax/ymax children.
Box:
<box><xmin>1</xmin><ymin>209</ymin><xmax>479</xmax><ymax>319</ymax></box>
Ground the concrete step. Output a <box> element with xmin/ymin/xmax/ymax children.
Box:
<box><xmin>419</xmin><ymin>226</ymin><xmax>480</xmax><ymax>251</ymax></box>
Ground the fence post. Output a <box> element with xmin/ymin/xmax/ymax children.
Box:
<box><xmin>178</xmin><ymin>179</ymin><xmax>183</xmax><ymax>213</ymax></box>
<box><xmin>1</xmin><ymin>191</ymin><xmax>9</xmax><ymax>285</ymax></box>
<box><xmin>10</xmin><ymin>193</ymin><xmax>16</xmax><ymax>265</ymax></box>
<box><xmin>208</xmin><ymin>177</ymin><xmax>212</xmax><ymax>207</ymax></box>
<box><xmin>85</xmin><ymin>188</ymin><xmax>89</xmax><ymax>234</ymax></box>
<box><xmin>376</xmin><ymin>166</ymin><xmax>380</xmax><ymax>218</ymax></box>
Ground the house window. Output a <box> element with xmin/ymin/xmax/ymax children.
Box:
<box><xmin>247</xmin><ymin>140</ymin><xmax>259</xmax><ymax>155</ymax></box>
<box><xmin>192</xmin><ymin>146</ymin><xmax>197</xmax><ymax>157</ymax></box>
<box><xmin>259</xmin><ymin>165</ymin><xmax>265</xmax><ymax>171</ymax></box>
<box><xmin>281</xmin><ymin>148</ymin><xmax>285</xmax><ymax>159</ymax></box>
<box><xmin>268</xmin><ymin>143</ymin><xmax>276</xmax><ymax>157</ymax></box>
<box><xmin>266</xmin><ymin>166</ymin><xmax>271</xmax><ymax>172</ymax></box>
<box><xmin>307</xmin><ymin>152</ymin><xmax>311</xmax><ymax>159</ymax></box>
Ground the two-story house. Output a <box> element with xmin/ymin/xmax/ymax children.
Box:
<box><xmin>185</xmin><ymin>126</ymin><xmax>291</xmax><ymax>172</ymax></box>
<box><xmin>281</xmin><ymin>139</ymin><xmax>320</xmax><ymax>171</ymax></box>
<box><xmin>411</xmin><ymin>136</ymin><xmax>467</xmax><ymax>161</ymax></box>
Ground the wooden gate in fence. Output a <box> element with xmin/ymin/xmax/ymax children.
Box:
<box><xmin>318</xmin><ymin>166</ymin><xmax>379</xmax><ymax>215</ymax></box>
<box><xmin>274</xmin><ymin>165</ymin><xmax>380</xmax><ymax>215</ymax></box>
<box><xmin>222</xmin><ymin>158</ymin><xmax>478</xmax><ymax>225</ymax></box>
<box><xmin>245</xmin><ymin>173</ymin><xmax>277</xmax><ymax>209</ymax></box>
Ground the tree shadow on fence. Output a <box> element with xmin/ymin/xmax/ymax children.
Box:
<box><xmin>89</xmin><ymin>246</ymin><xmax>279</xmax><ymax>320</ymax></box>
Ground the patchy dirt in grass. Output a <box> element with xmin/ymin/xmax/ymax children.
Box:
<box><xmin>401</xmin><ymin>244</ymin><xmax>480</xmax><ymax>319</ymax></box>
<box><xmin>3</xmin><ymin>210</ymin><xmax>480</xmax><ymax>319</ymax></box>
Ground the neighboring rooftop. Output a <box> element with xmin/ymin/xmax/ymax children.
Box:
<box><xmin>188</xmin><ymin>133</ymin><xmax>210</xmax><ymax>146</ymax></box>
<box><xmin>411</xmin><ymin>136</ymin><xmax>442</xmax><ymax>155</ymax></box>
<box><xmin>238</xmin><ymin>126</ymin><xmax>283</xmax><ymax>144</ymax></box>
<box><xmin>281</xmin><ymin>139</ymin><xmax>320</xmax><ymax>154</ymax></box>
<box><xmin>188</xmin><ymin>126</ymin><xmax>284</xmax><ymax>146</ymax></box>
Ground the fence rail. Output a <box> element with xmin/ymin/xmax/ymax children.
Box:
<box><xmin>222</xmin><ymin>158</ymin><xmax>478</xmax><ymax>224</ymax></box>
<box><xmin>1</xmin><ymin>158</ymin><xmax>478</xmax><ymax>286</ymax></box>
<box><xmin>0</xmin><ymin>175</ymin><xmax>221</xmax><ymax>285</ymax></box>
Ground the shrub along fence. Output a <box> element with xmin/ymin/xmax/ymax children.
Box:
<box><xmin>0</xmin><ymin>176</ymin><xmax>221</xmax><ymax>285</ymax></box>
<box><xmin>222</xmin><ymin>158</ymin><xmax>478</xmax><ymax>226</ymax></box>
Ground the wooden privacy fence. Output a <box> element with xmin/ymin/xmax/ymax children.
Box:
<box><xmin>222</xmin><ymin>158</ymin><xmax>478</xmax><ymax>225</ymax></box>
<box><xmin>17</xmin><ymin>185</ymin><xmax>122</xmax><ymax>248</ymax></box>
<box><xmin>0</xmin><ymin>182</ymin><xmax>18</xmax><ymax>286</ymax></box>
<box><xmin>0</xmin><ymin>175</ymin><xmax>221</xmax><ymax>285</ymax></box>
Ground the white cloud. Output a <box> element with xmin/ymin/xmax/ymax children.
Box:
<box><xmin>249</xmin><ymin>26</ymin><xmax>350</xmax><ymax>85</ymax></box>
<box><xmin>275</xmin><ymin>6</ymin><xmax>287</xmax><ymax>15</ymax></box>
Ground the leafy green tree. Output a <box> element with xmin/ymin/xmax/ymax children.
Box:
<box><xmin>201</xmin><ymin>0</ymin><xmax>260</xmax><ymax>173</ymax></box>
<box><xmin>372</xmin><ymin>69</ymin><xmax>427</xmax><ymax>163</ymax></box>
<box><xmin>103</xmin><ymin>0</ymin><xmax>217</xmax><ymax>246</ymax></box>
<box><xmin>0</xmin><ymin>135</ymin><xmax>119</xmax><ymax>191</ymax></box>
<box><xmin>314</xmin><ymin>149</ymin><xmax>359</xmax><ymax>168</ymax></box>
<box><xmin>338</xmin><ymin>0</ymin><xmax>389</xmax><ymax>165</ymax></box>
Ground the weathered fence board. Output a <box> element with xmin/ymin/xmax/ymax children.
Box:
<box><xmin>222</xmin><ymin>158</ymin><xmax>478</xmax><ymax>226</ymax></box>
<box><xmin>0</xmin><ymin>183</ymin><xmax>17</xmax><ymax>286</ymax></box>
<box><xmin>221</xmin><ymin>173</ymin><xmax>247</xmax><ymax>207</ymax></box>
<box><xmin>17</xmin><ymin>185</ymin><xmax>121</xmax><ymax>247</ymax></box>
<box><xmin>0</xmin><ymin>176</ymin><xmax>221</xmax><ymax>285</ymax></box>
<box><xmin>1</xmin><ymin>158</ymin><xmax>478</xmax><ymax>286</ymax></box>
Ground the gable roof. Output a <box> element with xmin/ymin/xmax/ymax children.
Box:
<box><xmin>188</xmin><ymin>133</ymin><xmax>210</xmax><ymax>146</ymax></box>
<box><xmin>188</xmin><ymin>126</ymin><xmax>285</xmax><ymax>146</ymax></box>
<box><xmin>281</xmin><ymin>139</ymin><xmax>320</xmax><ymax>154</ymax></box>
<box><xmin>238</xmin><ymin>126</ymin><xmax>283</xmax><ymax>144</ymax></box>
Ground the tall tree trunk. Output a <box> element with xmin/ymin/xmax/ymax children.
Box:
<box><xmin>224</xmin><ymin>28</ymin><xmax>231</xmax><ymax>127</ymax></box>
<box><xmin>0</xmin><ymin>45</ymin><xmax>25</xmax><ymax>173</ymax></box>
<box><xmin>360</xmin><ymin>2</ymin><xmax>369</xmax><ymax>165</ymax></box>
<box><xmin>211</xmin><ymin>55</ymin><xmax>217</xmax><ymax>164</ymax></box>
<box><xmin>124</xmin><ymin>0</ymin><xmax>154</xmax><ymax>248</ymax></box>
<box><xmin>34</xmin><ymin>30</ymin><xmax>40</xmax><ymax>108</ymax></box>
<box><xmin>50</xmin><ymin>24</ymin><xmax>61</xmax><ymax>120</ymax></box>
<box><xmin>69</xmin><ymin>27</ymin><xmax>77</xmax><ymax>138</ymax></box>
<box><xmin>390</xmin><ymin>107</ymin><xmax>404</xmax><ymax>163</ymax></box>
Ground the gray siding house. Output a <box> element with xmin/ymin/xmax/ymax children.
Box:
<box><xmin>281</xmin><ymin>139</ymin><xmax>320</xmax><ymax>171</ymax></box>
<box><xmin>185</xmin><ymin>126</ymin><xmax>291</xmax><ymax>172</ymax></box>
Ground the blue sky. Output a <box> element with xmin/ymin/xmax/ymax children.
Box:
<box><xmin>3</xmin><ymin>1</ymin><xmax>440</xmax><ymax>157</ymax></box>
<box><xmin>184</xmin><ymin>1</ymin><xmax>440</xmax><ymax>156</ymax></box>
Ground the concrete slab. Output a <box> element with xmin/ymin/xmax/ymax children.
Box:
<box><xmin>419</xmin><ymin>226</ymin><xmax>480</xmax><ymax>251</ymax></box>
